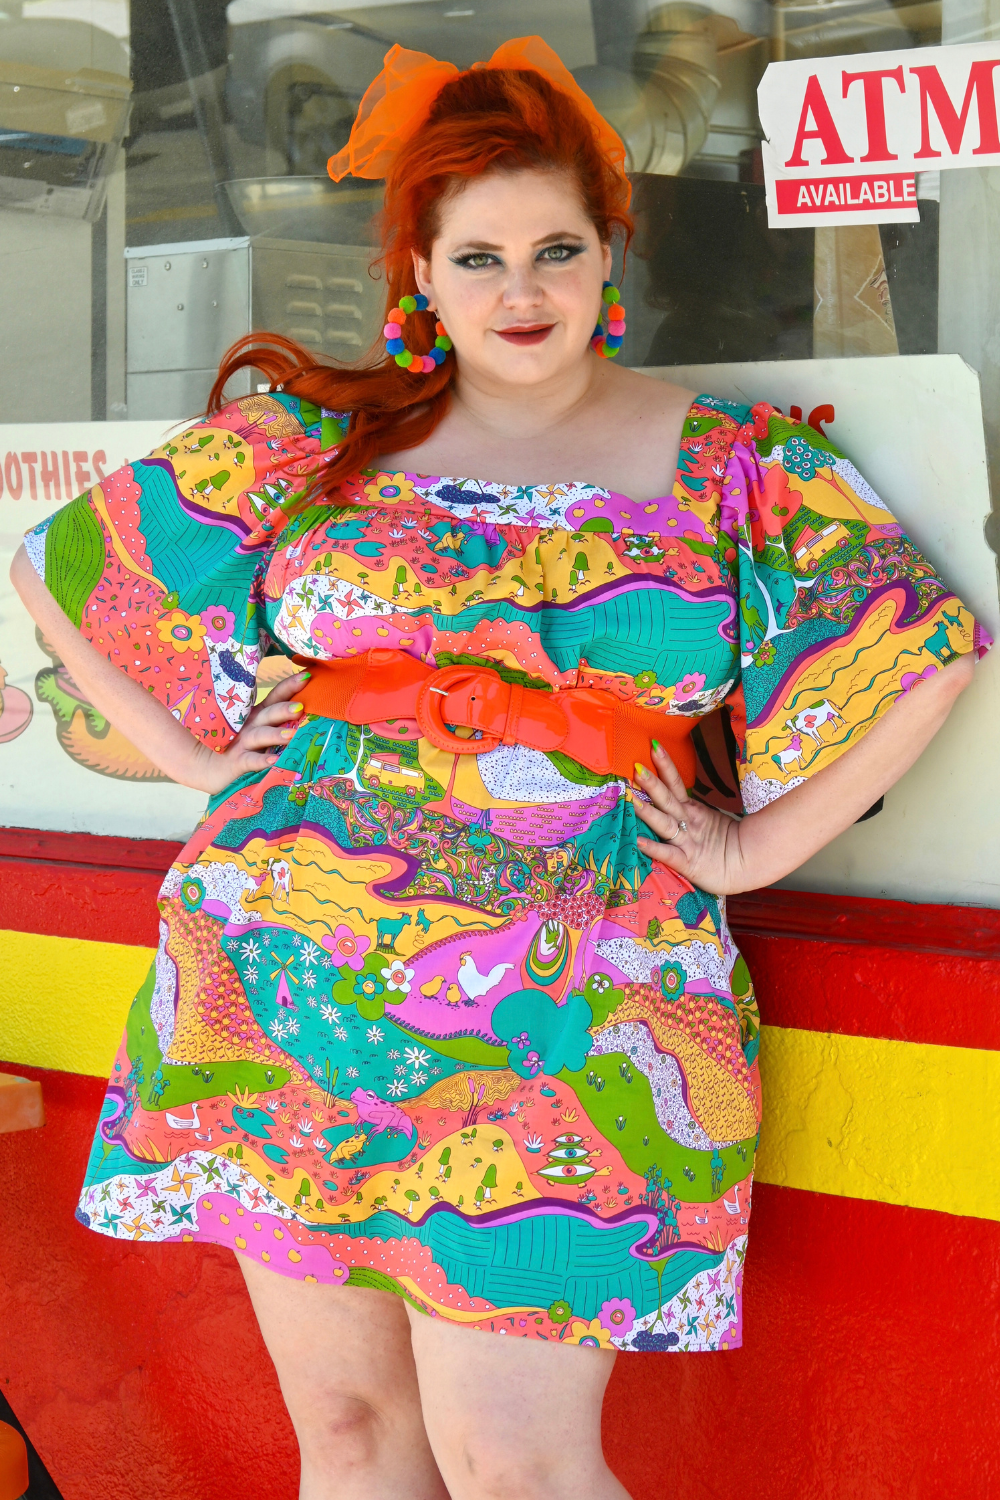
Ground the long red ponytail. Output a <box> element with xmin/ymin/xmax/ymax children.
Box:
<box><xmin>207</xmin><ymin>66</ymin><xmax>632</xmax><ymax>504</ymax></box>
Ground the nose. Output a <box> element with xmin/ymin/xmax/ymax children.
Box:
<box><xmin>500</xmin><ymin>260</ymin><xmax>545</xmax><ymax>310</ymax></box>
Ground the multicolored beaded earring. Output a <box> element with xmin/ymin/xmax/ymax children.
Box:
<box><xmin>590</xmin><ymin>281</ymin><xmax>626</xmax><ymax>359</ymax></box>
<box><xmin>384</xmin><ymin>294</ymin><xmax>453</xmax><ymax>374</ymax></box>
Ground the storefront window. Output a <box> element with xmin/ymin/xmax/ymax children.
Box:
<box><xmin>0</xmin><ymin>0</ymin><xmax>996</xmax><ymax>434</ymax></box>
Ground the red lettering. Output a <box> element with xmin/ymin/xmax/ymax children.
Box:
<box><xmin>842</xmin><ymin>66</ymin><xmax>905</xmax><ymax>161</ymax></box>
<box><xmin>784</xmin><ymin>74</ymin><xmax>854</xmax><ymax>167</ymax></box>
<box><xmin>20</xmin><ymin>452</ymin><xmax>39</xmax><ymax>501</ymax></box>
<box><xmin>911</xmin><ymin>61</ymin><xmax>1000</xmax><ymax>158</ymax></box>
<box><xmin>61</xmin><ymin>450</ymin><xmax>72</xmax><ymax>495</ymax></box>
<box><xmin>40</xmin><ymin>450</ymin><xmax>61</xmax><ymax>503</ymax></box>
<box><xmin>808</xmin><ymin>404</ymin><xmax>835</xmax><ymax>437</ymax></box>
<box><xmin>72</xmin><ymin>450</ymin><xmax>92</xmax><ymax>492</ymax></box>
<box><xmin>4</xmin><ymin>453</ymin><xmax>22</xmax><ymax>501</ymax></box>
<box><xmin>93</xmin><ymin>450</ymin><xmax>107</xmax><ymax>482</ymax></box>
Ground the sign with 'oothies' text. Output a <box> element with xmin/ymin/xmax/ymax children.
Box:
<box><xmin>759</xmin><ymin>41</ymin><xmax>1000</xmax><ymax>227</ymax></box>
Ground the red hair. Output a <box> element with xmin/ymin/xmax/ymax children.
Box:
<box><xmin>207</xmin><ymin>67</ymin><xmax>632</xmax><ymax>504</ymax></box>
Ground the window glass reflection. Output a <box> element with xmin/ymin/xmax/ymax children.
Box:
<box><xmin>0</xmin><ymin>0</ymin><xmax>991</xmax><ymax>425</ymax></box>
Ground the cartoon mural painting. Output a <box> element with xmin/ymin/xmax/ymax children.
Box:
<box><xmin>0</xmin><ymin>658</ymin><xmax>32</xmax><ymax>744</ymax></box>
<box><xmin>31</xmin><ymin>628</ymin><xmax>298</xmax><ymax>780</ymax></box>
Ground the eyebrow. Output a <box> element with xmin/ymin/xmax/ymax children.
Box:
<box><xmin>451</xmin><ymin>231</ymin><xmax>588</xmax><ymax>251</ymax></box>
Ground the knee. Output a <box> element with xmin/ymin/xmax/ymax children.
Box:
<box><xmin>452</xmin><ymin>1434</ymin><xmax>565</xmax><ymax>1500</ymax></box>
<box><xmin>289</xmin><ymin>1390</ymin><xmax>384</xmax><ymax>1472</ymax></box>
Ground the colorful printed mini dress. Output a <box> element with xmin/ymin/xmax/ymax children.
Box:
<box><xmin>24</xmin><ymin>391</ymin><xmax>987</xmax><ymax>1353</ymax></box>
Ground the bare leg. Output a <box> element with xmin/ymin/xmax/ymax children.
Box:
<box><xmin>237</xmin><ymin>1254</ymin><xmax>449</xmax><ymax>1500</ymax></box>
<box><xmin>406</xmin><ymin>1305</ymin><xmax>633</xmax><ymax>1500</ymax></box>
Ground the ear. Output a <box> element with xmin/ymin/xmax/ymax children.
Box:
<box><xmin>412</xmin><ymin>248</ymin><xmax>434</xmax><ymax>307</ymax></box>
<box><xmin>602</xmin><ymin>242</ymin><xmax>613</xmax><ymax>281</ymax></box>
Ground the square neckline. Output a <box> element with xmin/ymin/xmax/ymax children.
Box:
<box><xmin>373</xmin><ymin>393</ymin><xmax>724</xmax><ymax>517</ymax></box>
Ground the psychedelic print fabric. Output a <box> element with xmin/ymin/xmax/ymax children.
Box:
<box><xmin>25</xmin><ymin>393</ymin><xmax>987</xmax><ymax>1354</ymax></box>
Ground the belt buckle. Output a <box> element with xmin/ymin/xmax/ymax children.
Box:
<box><xmin>415</xmin><ymin>665</ymin><xmax>503</xmax><ymax>755</ymax></box>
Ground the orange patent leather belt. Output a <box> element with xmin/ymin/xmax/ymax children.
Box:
<box><xmin>293</xmin><ymin>649</ymin><xmax>697</xmax><ymax>788</ymax></box>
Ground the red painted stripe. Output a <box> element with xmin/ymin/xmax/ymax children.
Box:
<box><xmin>729</xmin><ymin>885</ymin><xmax>1000</xmax><ymax>960</ymax></box>
<box><xmin>0</xmin><ymin>826</ymin><xmax>183</xmax><ymax>872</ymax></box>
<box><xmin>740</xmin><ymin>930</ymin><xmax>1000</xmax><ymax>1052</ymax></box>
<box><xmin>0</xmin><ymin>857</ymin><xmax>165</xmax><ymax>947</ymax></box>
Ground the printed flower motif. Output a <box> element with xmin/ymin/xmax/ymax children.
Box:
<box><xmin>322</xmin><ymin>925</ymin><xmax>371</xmax><ymax>973</ymax></box>
<box><xmin>366</xmin><ymin>1026</ymin><xmax>384</xmax><ymax>1044</ymax></box>
<box><xmin>659</xmin><ymin>961</ymin><xmax>687</xmax><ymax>1000</ymax></box>
<box><xmin>782</xmin><ymin>432</ymin><xmax>823</xmax><ymax>482</ymax></box>
<box><xmin>404</xmin><ymin>1046</ymin><xmax>430</xmax><ymax>1068</ymax></box>
<box><xmin>333</xmin><ymin>1025</ymin><xmax>348</xmax><ymax>1042</ymax></box>
<box><xmin>568</xmin><ymin>1317</ymin><xmax>614</xmax><ymax>1349</ymax></box>
<box><xmin>634</xmin><ymin>669</ymin><xmax>657</xmax><ymax>690</ymax></box>
<box><xmin>672</xmin><ymin>670</ymin><xmax>707</xmax><ymax>704</ymax></box>
<box><xmin>345</xmin><ymin>1066</ymin><xmax>359</xmax><ymax>1078</ymax></box>
<box><xmin>381</xmin><ymin>960</ymin><xmax>414</xmax><ymax>994</ymax></box>
<box><xmin>320</xmin><ymin>1003</ymin><xmax>340</xmax><ymax>1024</ymax></box>
<box><xmin>240</xmin><ymin>938</ymin><xmax>261</xmax><ymax>961</ymax></box>
<box><xmin>588</xmin><ymin>973</ymin><xmax>612</xmax><ymax>995</ymax></box>
<box><xmin>753</xmin><ymin>640</ymin><xmax>776</xmax><ymax>668</ymax></box>
<box><xmin>467</xmin><ymin>826</ymin><xmax>493</xmax><ymax>852</ymax></box>
<box><xmin>548</xmin><ymin>1298</ymin><xmax>573</xmax><ymax>1324</ymax></box>
<box><xmin>363</xmin><ymin>471</ymin><xmax>416</xmax><ymax>506</ymax></box>
<box><xmin>180</xmin><ymin>875</ymin><xmax>205</xmax><ymax>912</ymax></box>
<box><xmin>202</xmin><ymin>604</ymin><xmax>236</xmax><ymax>643</ymax></box>
<box><xmin>598</xmin><ymin>1297</ymin><xmax>637</xmax><ymax>1336</ymax></box>
<box><xmin>386</xmin><ymin>1078</ymin><xmax>407</xmax><ymax>1098</ymax></box>
<box><xmin>354</xmin><ymin>972</ymin><xmax>384</xmax><ymax>1000</ymax></box>
<box><xmin>512</xmin><ymin>1032</ymin><xmax>530</xmax><ymax>1049</ymax></box>
<box><xmin>156</xmin><ymin>608</ymin><xmax>207</xmax><ymax>653</ymax></box>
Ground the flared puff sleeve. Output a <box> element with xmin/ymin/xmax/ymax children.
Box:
<box><xmin>713</xmin><ymin>399</ymin><xmax>992</xmax><ymax>814</ymax></box>
<box><xmin>22</xmin><ymin>394</ymin><xmax>346</xmax><ymax>747</ymax></box>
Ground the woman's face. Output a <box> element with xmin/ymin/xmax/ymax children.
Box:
<box><xmin>413</xmin><ymin>167</ymin><xmax>612</xmax><ymax>390</ymax></box>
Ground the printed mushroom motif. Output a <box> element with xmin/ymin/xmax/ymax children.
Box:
<box><xmin>404</xmin><ymin>1188</ymin><xmax>420</xmax><ymax>1216</ymax></box>
<box><xmin>480</xmin><ymin>1163</ymin><xmax>497</xmax><ymax>1200</ymax></box>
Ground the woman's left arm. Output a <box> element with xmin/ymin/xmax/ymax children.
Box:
<box><xmin>634</xmin><ymin>652</ymin><xmax>974</xmax><ymax>895</ymax></box>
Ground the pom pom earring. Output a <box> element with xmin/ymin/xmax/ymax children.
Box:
<box><xmin>590</xmin><ymin>281</ymin><xmax>626</xmax><ymax>359</ymax></box>
<box><xmin>384</xmin><ymin>295</ymin><xmax>453</xmax><ymax>374</ymax></box>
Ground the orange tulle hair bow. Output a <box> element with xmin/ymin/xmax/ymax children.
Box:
<box><xmin>326</xmin><ymin>35</ymin><xmax>629</xmax><ymax>200</ymax></box>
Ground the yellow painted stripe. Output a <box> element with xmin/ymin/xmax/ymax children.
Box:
<box><xmin>0</xmin><ymin>929</ymin><xmax>153</xmax><ymax>1078</ymax></box>
<box><xmin>755</xmin><ymin>1024</ymin><xmax>1000</xmax><ymax>1222</ymax></box>
<box><xmin>2</xmin><ymin>931</ymin><xmax>997</xmax><ymax>1222</ymax></box>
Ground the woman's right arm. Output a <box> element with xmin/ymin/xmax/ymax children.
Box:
<box><xmin>10</xmin><ymin>544</ymin><xmax>305</xmax><ymax>796</ymax></box>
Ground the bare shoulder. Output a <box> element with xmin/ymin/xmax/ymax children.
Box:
<box><xmin>597</xmin><ymin>364</ymin><xmax>697</xmax><ymax>437</ymax></box>
<box><xmin>584</xmin><ymin>365</ymin><xmax>697</xmax><ymax>497</ymax></box>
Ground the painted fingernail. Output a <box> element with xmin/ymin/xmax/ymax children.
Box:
<box><xmin>651</xmin><ymin>739</ymin><xmax>662</xmax><ymax>753</ymax></box>
<box><xmin>288</xmin><ymin>702</ymin><xmax>304</xmax><ymax>713</ymax></box>
<box><xmin>634</xmin><ymin>761</ymin><xmax>647</xmax><ymax>778</ymax></box>
<box><xmin>281</xmin><ymin>727</ymin><xmax>296</xmax><ymax>738</ymax></box>
<box><xmin>298</xmin><ymin>670</ymin><xmax>311</xmax><ymax>679</ymax></box>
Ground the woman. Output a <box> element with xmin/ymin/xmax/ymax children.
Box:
<box><xmin>11</xmin><ymin>38</ymin><xmax>987</xmax><ymax>1500</ymax></box>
